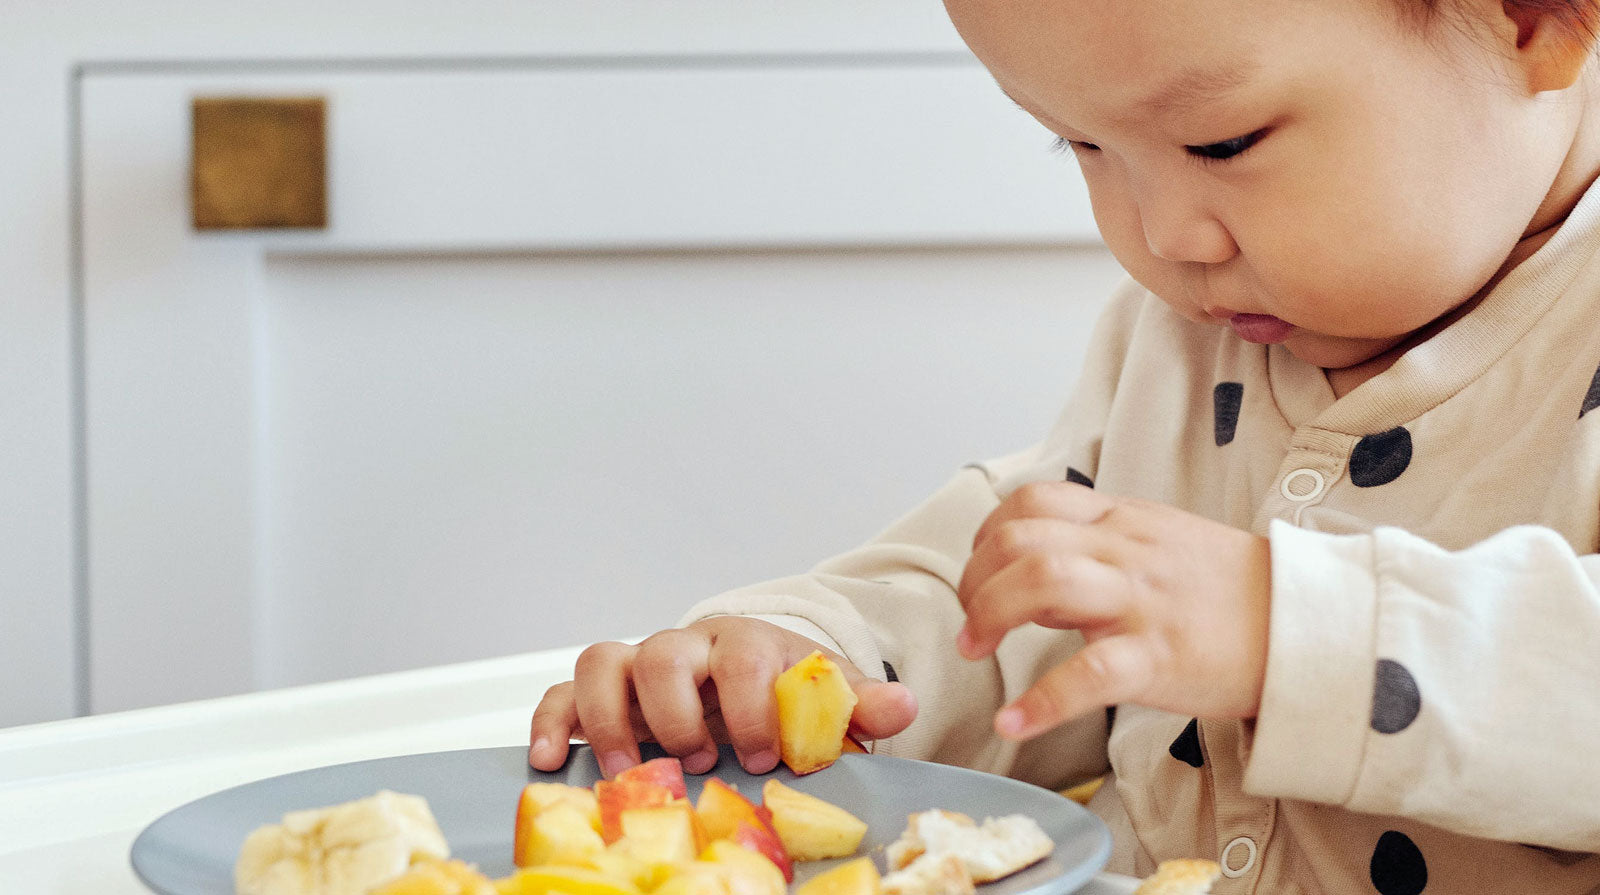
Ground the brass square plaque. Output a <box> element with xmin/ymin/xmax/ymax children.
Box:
<box><xmin>191</xmin><ymin>97</ymin><xmax>327</xmax><ymax>230</ymax></box>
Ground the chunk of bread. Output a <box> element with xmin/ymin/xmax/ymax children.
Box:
<box><xmin>881</xmin><ymin>853</ymin><xmax>975</xmax><ymax>895</ymax></box>
<box><xmin>883</xmin><ymin>809</ymin><xmax>1054</xmax><ymax>885</ymax></box>
<box><xmin>1131</xmin><ymin>859</ymin><xmax>1222</xmax><ymax>895</ymax></box>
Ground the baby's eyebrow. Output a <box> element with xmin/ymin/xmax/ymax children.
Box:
<box><xmin>998</xmin><ymin>57</ymin><xmax>1259</xmax><ymax>125</ymax></box>
<box><xmin>1132</xmin><ymin>59</ymin><xmax>1258</xmax><ymax>114</ymax></box>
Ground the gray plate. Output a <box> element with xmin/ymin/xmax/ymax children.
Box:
<box><xmin>131</xmin><ymin>744</ymin><xmax>1111</xmax><ymax>895</ymax></box>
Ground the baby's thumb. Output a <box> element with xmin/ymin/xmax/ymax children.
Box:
<box><xmin>849</xmin><ymin>679</ymin><xmax>918</xmax><ymax>740</ymax></box>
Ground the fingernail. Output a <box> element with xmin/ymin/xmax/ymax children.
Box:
<box><xmin>742</xmin><ymin>749</ymin><xmax>779</xmax><ymax>774</ymax></box>
<box><xmin>682</xmin><ymin>747</ymin><xmax>719</xmax><ymax>775</ymax></box>
<box><xmin>599</xmin><ymin>750</ymin><xmax>633</xmax><ymax>778</ymax></box>
<box><xmin>996</xmin><ymin>706</ymin><xmax>1026</xmax><ymax>738</ymax></box>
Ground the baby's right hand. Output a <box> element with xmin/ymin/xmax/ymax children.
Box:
<box><xmin>528</xmin><ymin>616</ymin><xmax>917</xmax><ymax>778</ymax></box>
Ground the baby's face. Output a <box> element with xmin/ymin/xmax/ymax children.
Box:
<box><xmin>945</xmin><ymin>0</ymin><xmax>1572</xmax><ymax>370</ymax></box>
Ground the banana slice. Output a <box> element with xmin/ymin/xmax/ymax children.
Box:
<box><xmin>235</xmin><ymin>790</ymin><xmax>450</xmax><ymax>895</ymax></box>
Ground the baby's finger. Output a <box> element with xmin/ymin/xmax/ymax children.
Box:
<box><xmin>958</xmin><ymin>516</ymin><xmax>1063</xmax><ymax>611</ymax></box>
<box><xmin>572</xmin><ymin>640</ymin><xmax>644</xmax><ymax>778</ymax></box>
<box><xmin>958</xmin><ymin>546</ymin><xmax>1128</xmax><ymax>659</ymax></box>
<box><xmin>996</xmin><ymin>635</ymin><xmax>1153</xmax><ymax>740</ymax></box>
<box><xmin>972</xmin><ymin>481</ymin><xmax>1115</xmax><ymax>553</ymax></box>
<box><xmin>848</xmin><ymin>679</ymin><xmax>919</xmax><ymax>740</ymax></box>
<box><xmin>529</xmin><ymin>680</ymin><xmax>580</xmax><ymax>770</ymax></box>
<box><xmin>705</xmin><ymin>630</ymin><xmax>784</xmax><ymax>774</ymax></box>
<box><xmin>632</xmin><ymin>629</ymin><xmax>721</xmax><ymax>775</ymax></box>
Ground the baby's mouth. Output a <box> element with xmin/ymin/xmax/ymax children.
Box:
<box><xmin>1227</xmin><ymin>313</ymin><xmax>1295</xmax><ymax>344</ymax></box>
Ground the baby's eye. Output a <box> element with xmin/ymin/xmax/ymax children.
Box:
<box><xmin>1051</xmin><ymin>136</ymin><xmax>1100</xmax><ymax>154</ymax></box>
<box><xmin>1186</xmin><ymin>129</ymin><xmax>1266</xmax><ymax>161</ymax></box>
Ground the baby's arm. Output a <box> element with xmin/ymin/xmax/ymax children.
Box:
<box><xmin>528</xmin><ymin>461</ymin><xmax>1112</xmax><ymax>790</ymax></box>
<box><xmin>1244</xmin><ymin>522</ymin><xmax>1600</xmax><ymax>851</ymax></box>
<box><xmin>528</xmin><ymin>280</ymin><xmax>1152</xmax><ymax>786</ymax></box>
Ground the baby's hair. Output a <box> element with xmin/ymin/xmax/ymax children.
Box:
<box><xmin>1406</xmin><ymin>0</ymin><xmax>1598</xmax><ymax>44</ymax></box>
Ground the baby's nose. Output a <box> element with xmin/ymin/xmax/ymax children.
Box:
<box><xmin>1136</xmin><ymin>186</ymin><xmax>1238</xmax><ymax>265</ymax></box>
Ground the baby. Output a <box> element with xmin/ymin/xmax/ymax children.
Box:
<box><xmin>533</xmin><ymin>0</ymin><xmax>1600</xmax><ymax>891</ymax></box>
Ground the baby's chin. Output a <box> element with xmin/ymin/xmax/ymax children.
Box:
<box><xmin>1280</xmin><ymin>330</ymin><xmax>1401</xmax><ymax>371</ymax></box>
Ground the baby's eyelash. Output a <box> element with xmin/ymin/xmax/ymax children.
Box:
<box><xmin>1050</xmin><ymin>130</ymin><xmax>1266</xmax><ymax>163</ymax></box>
<box><xmin>1050</xmin><ymin>136</ymin><xmax>1099</xmax><ymax>154</ymax></box>
<box><xmin>1186</xmin><ymin>129</ymin><xmax>1267</xmax><ymax>164</ymax></box>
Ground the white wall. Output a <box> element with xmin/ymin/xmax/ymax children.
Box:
<box><xmin>1</xmin><ymin>2</ymin><xmax>1117</xmax><ymax>725</ymax></box>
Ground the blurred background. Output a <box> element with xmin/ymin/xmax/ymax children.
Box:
<box><xmin>0</xmin><ymin>1</ymin><xmax>1122</xmax><ymax>728</ymax></box>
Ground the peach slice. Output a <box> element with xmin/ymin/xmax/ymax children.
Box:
<box><xmin>774</xmin><ymin>651</ymin><xmax>859</xmax><ymax>775</ymax></box>
<box><xmin>729</xmin><ymin>819</ymin><xmax>794</xmax><ymax>883</ymax></box>
<box><xmin>760</xmin><ymin>779</ymin><xmax>868</xmax><ymax>861</ymax></box>
<box><xmin>694</xmin><ymin>778</ymin><xmax>770</xmax><ymax>843</ymax></box>
<box><xmin>617</xmin><ymin>801</ymin><xmax>706</xmax><ymax>865</ymax></box>
<box><xmin>794</xmin><ymin>857</ymin><xmax>882</xmax><ymax>895</ymax></box>
<box><xmin>518</xmin><ymin>782</ymin><xmax>602</xmax><ymax>831</ymax></box>
<box><xmin>514</xmin><ymin>801</ymin><xmax>605</xmax><ymax>868</ymax></box>
<box><xmin>495</xmin><ymin>865</ymin><xmax>643</xmax><ymax>895</ymax></box>
<box><xmin>698</xmin><ymin>840</ymin><xmax>788</xmax><ymax>895</ymax></box>
<box><xmin>595</xmin><ymin>778</ymin><xmax>676</xmax><ymax>844</ymax></box>
<box><xmin>614</xmin><ymin>757</ymin><xmax>689</xmax><ymax>800</ymax></box>
<box><xmin>369</xmin><ymin>858</ymin><xmax>497</xmax><ymax>895</ymax></box>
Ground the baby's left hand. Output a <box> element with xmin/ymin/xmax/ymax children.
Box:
<box><xmin>956</xmin><ymin>482</ymin><xmax>1270</xmax><ymax>740</ymax></box>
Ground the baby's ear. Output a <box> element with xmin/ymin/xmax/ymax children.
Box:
<box><xmin>1501</xmin><ymin>0</ymin><xmax>1597</xmax><ymax>94</ymax></box>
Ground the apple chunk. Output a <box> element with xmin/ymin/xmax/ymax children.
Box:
<box><xmin>761</xmin><ymin>779</ymin><xmax>868</xmax><ymax>861</ymax></box>
<box><xmin>774</xmin><ymin>651</ymin><xmax>860</xmax><ymax>775</ymax></box>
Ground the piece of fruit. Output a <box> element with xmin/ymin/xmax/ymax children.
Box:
<box><xmin>614</xmin><ymin>757</ymin><xmax>689</xmax><ymax>800</ymax></box>
<box><xmin>729</xmin><ymin>819</ymin><xmax>794</xmax><ymax>883</ymax></box>
<box><xmin>370</xmin><ymin>858</ymin><xmax>497</xmax><ymax>895</ymax></box>
<box><xmin>760</xmin><ymin>779</ymin><xmax>868</xmax><ymax>861</ymax></box>
<box><xmin>617</xmin><ymin>801</ymin><xmax>706</xmax><ymax>865</ymax></box>
<box><xmin>494</xmin><ymin>865</ymin><xmax>643</xmax><ymax>895</ymax></box>
<box><xmin>518</xmin><ymin>782</ymin><xmax>603</xmax><ymax>832</ymax></box>
<box><xmin>570</xmin><ymin>850</ymin><xmax>662</xmax><ymax>890</ymax></box>
<box><xmin>234</xmin><ymin>789</ymin><xmax>450</xmax><ymax>895</ymax></box>
<box><xmin>514</xmin><ymin>801</ymin><xmax>606</xmax><ymax>867</ymax></box>
<box><xmin>698</xmin><ymin>840</ymin><xmax>787</xmax><ymax>895</ymax></box>
<box><xmin>774</xmin><ymin>651</ymin><xmax>859</xmax><ymax>775</ymax></box>
<box><xmin>596</xmin><ymin>777</ymin><xmax>677</xmax><ymax>844</ymax></box>
<box><xmin>794</xmin><ymin>857</ymin><xmax>882</xmax><ymax>895</ymax></box>
<box><xmin>694</xmin><ymin>778</ymin><xmax>771</xmax><ymax>842</ymax></box>
<box><xmin>650</xmin><ymin>867</ymin><xmax>732</xmax><ymax>895</ymax></box>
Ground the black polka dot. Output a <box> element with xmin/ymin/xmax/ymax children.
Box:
<box><xmin>1371</xmin><ymin>659</ymin><xmax>1421</xmax><ymax>734</ymax></box>
<box><xmin>1065</xmin><ymin>467</ymin><xmax>1094</xmax><ymax>488</ymax></box>
<box><xmin>882</xmin><ymin>661</ymin><xmax>898</xmax><ymax>683</ymax></box>
<box><xmin>1582</xmin><ymin>364</ymin><xmax>1600</xmax><ymax>418</ymax></box>
<box><xmin>1168</xmin><ymin>718</ymin><xmax>1204</xmax><ymax>768</ymax></box>
<box><xmin>1213</xmin><ymin>382</ymin><xmax>1244</xmax><ymax>446</ymax></box>
<box><xmin>1349</xmin><ymin>427</ymin><xmax>1412</xmax><ymax>487</ymax></box>
<box><xmin>1370</xmin><ymin>831</ymin><xmax>1427</xmax><ymax>895</ymax></box>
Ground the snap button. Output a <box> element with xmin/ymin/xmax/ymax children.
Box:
<box><xmin>1279</xmin><ymin>468</ymin><xmax>1326</xmax><ymax>502</ymax></box>
<box><xmin>1220</xmin><ymin>835</ymin><xmax>1258</xmax><ymax>878</ymax></box>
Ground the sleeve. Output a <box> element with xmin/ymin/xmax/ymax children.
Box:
<box><xmin>1244</xmin><ymin>519</ymin><xmax>1600</xmax><ymax>851</ymax></box>
<box><xmin>676</xmin><ymin>277</ymin><xmax>1155</xmax><ymax>791</ymax></box>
